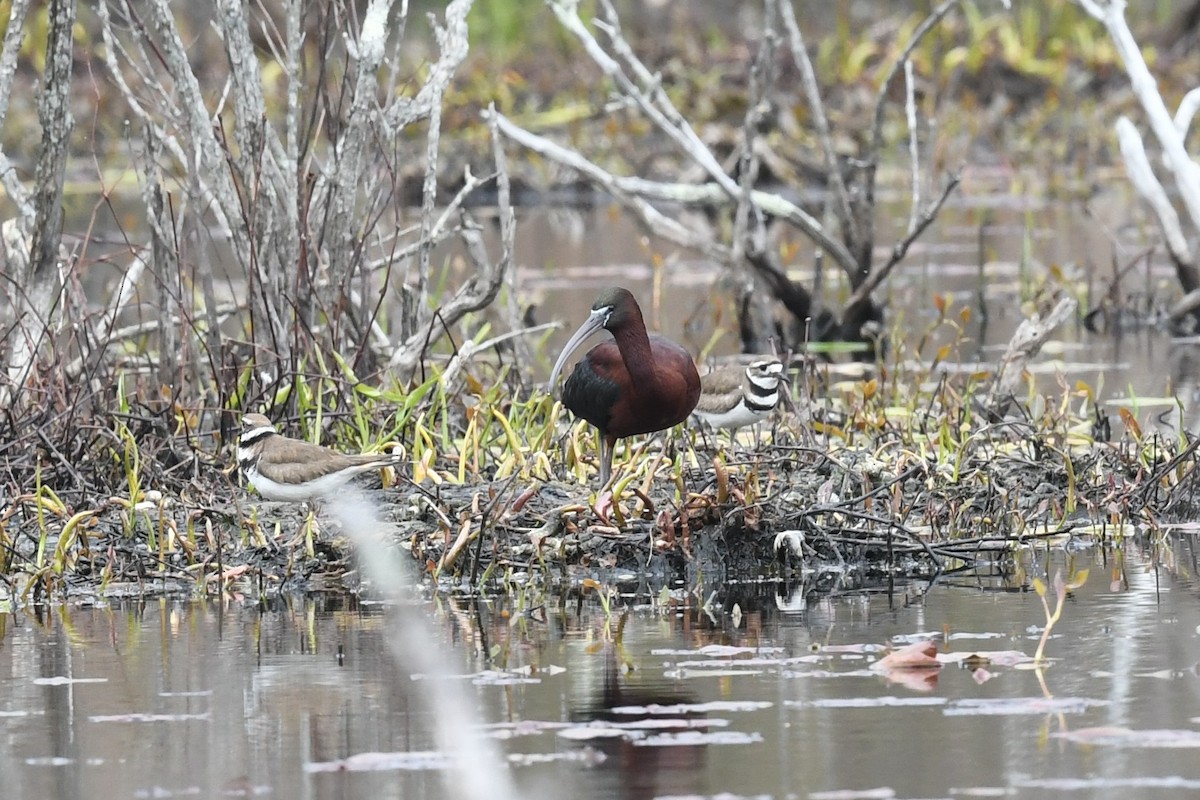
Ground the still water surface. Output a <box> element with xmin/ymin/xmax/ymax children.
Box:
<box><xmin>4</xmin><ymin>541</ymin><xmax>1200</xmax><ymax>799</ymax></box>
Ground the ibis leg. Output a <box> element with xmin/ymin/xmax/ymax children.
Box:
<box><xmin>599</xmin><ymin>435</ymin><xmax>616</xmax><ymax>489</ymax></box>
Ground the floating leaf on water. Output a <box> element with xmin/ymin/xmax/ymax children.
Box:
<box><xmin>942</xmin><ymin>697</ymin><xmax>1107</xmax><ymax>716</ymax></box>
<box><xmin>24</xmin><ymin>757</ymin><xmax>74</xmax><ymax>767</ymax></box>
<box><xmin>695</xmin><ymin>644</ymin><xmax>784</xmax><ymax>658</ymax></box>
<box><xmin>809</xmin><ymin>786</ymin><xmax>897</xmax><ymax>799</ymax></box>
<box><xmin>1018</xmin><ymin>777</ymin><xmax>1200</xmax><ymax>791</ymax></box>
<box><xmin>471</xmin><ymin>670</ymin><xmax>541</xmax><ymax>686</ymax></box>
<box><xmin>614</xmin><ymin>718</ymin><xmax>729</xmax><ymax>731</ymax></box>
<box><xmin>510</xmin><ymin>664</ymin><xmax>566</xmax><ymax>677</ymax></box>
<box><xmin>817</xmin><ymin>644</ymin><xmax>885</xmax><ymax>654</ymax></box>
<box><xmin>669</xmin><ymin>657</ymin><xmax>805</xmax><ymax>669</ymax></box>
<box><xmin>89</xmin><ymin>713</ymin><xmax>211</xmax><ymax>723</ymax></box>
<box><xmin>306</xmin><ymin>751</ymin><xmax>453</xmax><ymax>772</ymax></box>
<box><xmin>872</xmin><ymin>640</ymin><xmax>940</xmax><ymax>671</ymax></box>
<box><xmin>557</xmin><ymin>725</ymin><xmax>631</xmax><ymax>741</ymax></box>
<box><xmin>663</xmin><ymin>668</ymin><xmax>765</xmax><ymax>679</ymax></box>
<box><xmin>792</xmin><ymin>697</ymin><xmax>947</xmax><ymax>709</ymax></box>
<box><xmin>633</xmin><ymin>730</ymin><xmax>764</xmax><ymax>747</ymax></box>
<box><xmin>609</xmin><ymin>701</ymin><xmax>773</xmax><ymax>714</ymax></box>
<box><xmin>507</xmin><ymin>748</ymin><xmax>607</xmax><ymax>767</ymax></box>
<box><xmin>479</xmin><ymin>720</ymin><xmax>570</xmax><ymax>738</ymax></box>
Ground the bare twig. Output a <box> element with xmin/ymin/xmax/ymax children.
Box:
<box><xmin>844</xmin><ymin>170</ymin><xmax>963</xmax><ymax>313</ymax></box>
<box><xmin>778</xmin><ymin>0</ymin><xmax>856</xmax><ymax>245</ymax></box>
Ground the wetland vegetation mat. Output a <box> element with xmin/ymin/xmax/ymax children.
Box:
<box><xmin>2</xmin><ymin>359</ymin><xmax>1197</xmax><ymax>602</ymax></box>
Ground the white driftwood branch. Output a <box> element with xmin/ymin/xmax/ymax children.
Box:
<box><xmin>1077</xmin><ymin>0</ymin><xmax>1200</xmax><ymax>234</ymax></box>
<box><xmin>1174</xmin><ymin>88</ymin><xmax>1200</xmax><ymax>138</ymax></box>
<box><xmin>578</xmin><ymin>0</ymin><xmax>739</xmax><ymax>199</ymax></box>
<box><xmin>1115</xmin><ymin>116</ymin><xmax>1191</xmax><ymax>265</ymax></box>
<box><xmin>490</xmin><ymin>111</ymin><xmax>856</xmax><ymax>270</ymax></box>
<box><xmin>545</xmin><ymin>0</ymin><xmax>859</xmax><ymax>275</ymax></box>
<box><xmin>490</xmin><ymin>110</ymin><xmax>730</xmax><ymax>261</ymax></box>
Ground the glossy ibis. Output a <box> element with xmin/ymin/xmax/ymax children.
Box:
<box><xmin>548</xmin><ymin>287</ymin><xmax>701</xmax><ymax>487</ymax></box>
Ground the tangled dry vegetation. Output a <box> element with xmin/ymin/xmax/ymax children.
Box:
<box><xmin>1</xmin><ymin>330</ymin><xmax>1198</xmax><ymax>603</ymax></box>
<box><xmin>2</xmin><ymin>0</ymin><xmax>1200</xmax><ymax>603</ymax></box>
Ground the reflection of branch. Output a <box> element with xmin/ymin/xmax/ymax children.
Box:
<box><xmin>903</xmin><ymin>60</ymin><xmax>921</xmax><ymax>235</ymax></box>
<box><xmin>0</xmin><ymin>0</ymin><xmax>32</xmax><ymax>216</ymax></box>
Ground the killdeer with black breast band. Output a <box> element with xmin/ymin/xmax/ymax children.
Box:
<box><xmin>692</xmin><ymin>358</ymin><xmax>787</xmax><ymax>431</ymax></box>
<box><xmin>237</xmin><ymin>413</ymin><xmax>404</xmax><ymax>502</ymax></box>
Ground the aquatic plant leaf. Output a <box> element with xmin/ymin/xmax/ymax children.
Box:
<box><xmin>872</xmin><ymin>640</ymin><xmax>940</xmax><ymax>670</ymax></box>
<box><xmin>1118</xmin><ymin>407</ymin><xmax>1142</xmax><ymax>439</ymax></box>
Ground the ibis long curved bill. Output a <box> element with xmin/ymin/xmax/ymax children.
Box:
<box><xmin>548</xmin><ymin>306</ymin><xmax>610</xmax><ymax>393</ymax></box>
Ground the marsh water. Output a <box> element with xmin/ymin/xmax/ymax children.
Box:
<box><xmin>4</xmin><ymin>541</ymin><xmax>1200</xmax><ymax>799</ymax></box>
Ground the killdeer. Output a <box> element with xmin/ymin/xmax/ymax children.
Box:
<box><xmin>236</xmin><ymin>413</ymin><xmax>403</xmax><ymax>502</ymax></box>
<box><xmin>691</xmin><ymin>358</ymin><xmax>786</xmax><ymax>431</ymax></box>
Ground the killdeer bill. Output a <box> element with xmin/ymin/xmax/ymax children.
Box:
<box><xmin>692</xmin><ymin>358</ymin><xmax>786</xmax><ymax>431</ymax></box>
<box><xmin>237</xmin><ymin>413</ymin><xmax>403</xmax><ymax>502</ymax></box>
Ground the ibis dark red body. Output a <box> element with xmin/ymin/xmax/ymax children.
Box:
<box><xmin>548</xmin><ymin>287</ymin><xmax>700</xmax><ymax>487</ymax></box>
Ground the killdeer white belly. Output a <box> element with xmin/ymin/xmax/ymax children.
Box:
<box><xmin>692</xmin><ymin>358</ymin><xmax>786</xmax><ymax>431</ymax></box>
<box><xmin>237</xmin><ymin>413</ymin><xmax>403</xmax><ymax>502</ymax></box>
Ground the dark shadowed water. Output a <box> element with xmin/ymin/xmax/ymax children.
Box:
<box><xmin>4</xmin><ymin>539</ymin><xmax>1200</xmax><ymax>799</ymax></box>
